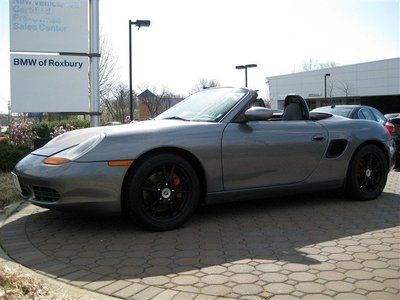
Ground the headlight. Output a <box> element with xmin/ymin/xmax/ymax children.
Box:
<box><xmin>44</xmin><ymin>133</ymin><xmax>105</xmax><ymax>165</ymax></box>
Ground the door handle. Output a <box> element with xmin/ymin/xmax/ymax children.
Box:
<box><xmin>312</xmin><ymin>135</ymin><xmax>325</xmax><ymax>141</ymax></box>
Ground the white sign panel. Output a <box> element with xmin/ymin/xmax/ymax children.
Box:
<box><xmin>10</xmin><ymin>0</ymin><xmax>88</xmax><ymax>53</ymax></box>
<box><xmin>10</xmin><ymin>54</ymin><xmax>89</xmax><ymax>112</ymax></box>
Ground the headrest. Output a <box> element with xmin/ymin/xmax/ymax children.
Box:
<box><xmin>284</xmin><ymin>94</ymin><xmax>310</xmax><ymax>120</ymax></box>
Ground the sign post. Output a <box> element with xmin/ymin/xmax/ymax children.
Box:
<box><xmin>10</xmin><ymin>54</ymin><xmax>89</xmax><ymax>112</ymax></box>
<box><xmin>9</xmin><ymin>0</ymin><xmax>100</xmax><ymax>127</ymax></box>
<box><xmin>89</xmin><ymin>0</ymin><xmax>100</xmax><ymax>127</ymax></box>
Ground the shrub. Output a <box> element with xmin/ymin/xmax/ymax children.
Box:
<box><xmin>8</xmin><ymin>119</ymin><xmax>35</xmax><ymax>149</ymax></box>
<box><xmin>32</xmin><ymin>119</ymin><xmax>90</xmax><ymax>139</ymax></box>
<box><xmin>1</xmin><ymin>118</ymin><xmax>90</xmax><ymax>171</ymax></box>
<box><xmin>30</xmin><ymin>122</ymin><xmax>51</xmax><ymax>138</ymax></box>
<box><xmin>9</xmin><ymin>118</ymin><xmax>90</xmax><ymax>142</ymax></box>
<box><xmin>53</xmin><ymin>118</ymin><xmax>90</xmax><ymax>129</ymax></box>
<box><xmin>0</xmin><ymin>139</ymin><xmax>31</xmax><ymax>171</ymax></box>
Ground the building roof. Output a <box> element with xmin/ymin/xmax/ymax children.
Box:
<box><xmin>138</xmin><ymin>89</ymin><xmax>156</xmax><ymax>98</ymax></box>
<box><xmin>266</xmin><ymin>57</ymin><xmax>399</xmax><ymax>79</ymax></box>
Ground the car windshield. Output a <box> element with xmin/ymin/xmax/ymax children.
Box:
<box><xmin>155</xmin><ymin>88</ymin><xmax>247</xmax><ymax>122</ymax></box>
<box><xmin>312</xmin><ymin>106</ymin><xmax>354</xmax><ymax>118</ymax></box>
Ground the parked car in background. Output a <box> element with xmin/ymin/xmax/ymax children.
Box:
<box><xmin>385</xmin><ymin>113</ymin><xmax>400</xmax><ymax>167</ymax></box>
<box><xmin>106</xmin><ymin>121</ymin><xmax>122</xmax><ymax>126</ymax></box>
<box><xmin>385</xmin><ymin>113</ymin><xmax>400</xmax><ymax>119</ymax></box>
<box><xmin>312</xmin><ymin>105</ymin><xmax>399</xmax><ymax>166</ymax></box>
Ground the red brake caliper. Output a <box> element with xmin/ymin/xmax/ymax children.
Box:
<box><xmin>172</xmin><ymin>173</ymin><xmax>182</xmax><ymax>200</ymax></box>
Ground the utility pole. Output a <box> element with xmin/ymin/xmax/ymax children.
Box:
<box><xmin>324</xmin><ymin>73</ymin><xmax>331</xmax><ymax>105</ymax></box>
<box><xmin>235</xmin><ymin>64</ymin><xmax>257</xmax><ymax>87</ymax></box>
<box><xmin>129</xmin><ymin>20</ymin><xmax>151</xmax><ymax>121</ymax></box>
<box><xmin>129</xmin><ymin>21</ymin><xmax>133</xmax><ymax>122</ymax></box>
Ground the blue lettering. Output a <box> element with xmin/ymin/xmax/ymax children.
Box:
<box><xmin>14</xmin><ymin>58</ymin><xmax>37</xmax><ymax>66</ymax></box>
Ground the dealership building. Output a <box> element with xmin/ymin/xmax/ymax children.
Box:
<box><xmin>267</xmin><ymin>58</ymin><xmax>400</xmax><ymax>113</ymax></box>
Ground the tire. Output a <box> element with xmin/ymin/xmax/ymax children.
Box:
<box><xmin>125</xmin><ymin>153</ymin><xmax>200</xmax><ymax>231</ymax></box>
<box><xmin>346</xmin><ymin>144</ymin><xmax>388</xmax><ymax>200</ymax></box>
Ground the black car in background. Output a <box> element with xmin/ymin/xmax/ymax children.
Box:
<box><xmin>312</xmin><ymin>105</ymin><xmax>399</xmax><ymax>167</ymax></box>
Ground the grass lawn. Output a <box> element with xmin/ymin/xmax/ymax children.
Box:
<box><xmin>0</xmin><ymin>172</ymin><xmax>23</xmax><ymax>212</ymax></box>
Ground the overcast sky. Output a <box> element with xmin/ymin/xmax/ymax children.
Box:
<box><xmin>0</xmin><ymin>0</ymin><xmax>399</xmax><ymax>113</ymax></box>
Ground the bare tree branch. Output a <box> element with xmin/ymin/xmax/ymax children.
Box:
<box><xmin>301</xmin><ymin>58</ymin><xmax>338</xmax><ymax>72</ymax></box>
<box><xmin>99</xmin><ymin>36</ymin><xmax>119</xmax><ymax>108</ymax></box>
<box><xmin>191</xmin><ymin>78</ymin><xmax>220</xmax><ymax>94</ymax></box>
<box><xmin>102</xmin><ymin>84</ymin><xmax>135</xmax><ymax>123</ymax></box>
<box><xmin>138</xmin><ymin>85</ymin><xmax>182</xmax><ymax>118</ymax></box>
<box><xmin>337</xmin><ymin>80</ymin><xmax>352</xmax><ymax>97</ymax></box>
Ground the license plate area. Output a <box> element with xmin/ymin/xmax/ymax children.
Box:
<box><xmin>11</xmin><ymin>172</ymin><xmax>22</xmax><ymax>194</ymax></box>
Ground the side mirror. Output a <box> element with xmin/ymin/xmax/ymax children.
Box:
<box><xmin>244</xmin><ymin>107</ymin><xmax>274</xmax><ymax>122</ymax></box>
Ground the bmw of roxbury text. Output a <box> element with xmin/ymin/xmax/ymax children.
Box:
<box><xmin>12</xmin><ymin>87</ymin><xmax>396</xmax><ymax>231</ymax></box>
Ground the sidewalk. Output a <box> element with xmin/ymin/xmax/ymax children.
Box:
<box><xmin>0</xmin><ymin>172</ymin><xmax>399</xmax><ymax>299</ymax></box>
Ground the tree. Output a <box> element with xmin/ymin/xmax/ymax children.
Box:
<box><xmin>102</xmin><ymin>84</ymin><xmax>134</xmax><ymax>123</ymax></box>
<box><xmin>301</xmin><ymin>58</ymin><xmax>338</xmax><ymax>72</ymax></box>
<box><xmin>98</xmin><ymin>36</ymin><xmax>119</xmax><ymax>114</ymax></box>
<box><xmin>191</xmin><ymin>78</ymin><xmax>220</xmax><ymax>93</ymax></box>
<box><xmin>137</xmin><ymin>85</ymin><xmax>181</xmax><ymax>118</ymax></box>
<box><xmin>328</xmin><ymin>81</ymin><xmax>335</xmax><ymax>98</ymax></box>
<box><xmin>144</xmin><ymin>86</ymin><xmax>168</xmax><ymax>118</ymax></box>
<box><xmin>337</xmin><ymin>80</ymin><xmax>352</xmax><ymax>97</ymax></box>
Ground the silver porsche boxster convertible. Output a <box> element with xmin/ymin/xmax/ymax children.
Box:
<box><xmin>13</xmin><ymin>87</ymin><xmax>396</xmax><ymax>230</ymax></box>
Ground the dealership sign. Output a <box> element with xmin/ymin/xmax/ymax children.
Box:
<box><xmin>11</xmin><ymin>54</ymin><xmax>89</xmax><ymax>112</ymax></box>
<box><xmin>9</xmin><ymin>0</ymin><xmax>90</xmax><ymax>113</ymax></box>
<box><xmin>10</xmin><ymin>0</ymin><xmax>88</xmax><ymax>53</ymax></box>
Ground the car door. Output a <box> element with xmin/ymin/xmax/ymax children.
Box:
<box><xmin>221</xmin><ymin>119</ymin><xmax>328</xmax><ymax>190</ymax></box>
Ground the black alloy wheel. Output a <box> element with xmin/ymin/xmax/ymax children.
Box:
<box><xmin>347</xmin><ymin>145</ymin><xmax>388</xmax><ymax>200</ymax></box>
<box><xmin>141</xmin><ymin>163</ymin><xmax>191</xmax><ymax>221</ymax></box>
<box><xmin>126</xmin><ymin>153</ymin><xmax>200</xmax><ymax>231</ymax></box>
<box><xmin>356</xmin><ymin>152</ymin><xmax>384</xmax><ymax>193</ymax></box>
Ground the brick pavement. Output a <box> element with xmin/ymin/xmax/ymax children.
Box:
<box><xmin>1</xmin><ymin>171</ymin><xmax>399</xmax><ymax>299</ymax></box>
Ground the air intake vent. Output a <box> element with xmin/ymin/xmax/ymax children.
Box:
<box><xmin>32</xmin><ymin>186</ymin><xmax>60</xmax><ymax>202</ymax></box>
<box><xmin>326</xmin><ymin>139</ymin><xmax>348</xmax><ymax>158</ymax></box>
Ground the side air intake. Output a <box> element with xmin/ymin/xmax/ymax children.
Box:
<box><xmin>326</xmin><ymin>139</ymin><xmax>348</xmax><ymax>158</ymax></box>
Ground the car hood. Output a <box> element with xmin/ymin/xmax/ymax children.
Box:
<box><xmin>32</xmin><ymin>120</ymin><xmax>209</xmax><ymax>157</ymax></box>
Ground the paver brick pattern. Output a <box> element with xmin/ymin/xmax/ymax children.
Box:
<box><xmin>0</xmin><ymin>171</ymin><xmax>399</xmax><ymax>299</ymax></box>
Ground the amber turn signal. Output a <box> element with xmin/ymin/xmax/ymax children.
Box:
<box><xmin>44</xmin><ymin>157</ymin><xmax>71</xmax><ymax>165</ymax></box>
<box><xmin>107</xmin><ymin>160</ymin><xmax>134</xmax><ymax>167</ymax></box>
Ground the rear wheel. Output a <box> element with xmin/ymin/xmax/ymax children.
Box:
<box><xmin>125</xmin><ymin>153</ymin><xmax>200</xmax><ymax>231</ymax></box>
<box><xmin>347</xmin><ymin>145</ymin><xmax>388</xmax><ymax>200</ymax></box>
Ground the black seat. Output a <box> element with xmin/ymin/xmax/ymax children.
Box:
<box><xmin>282</xmin><ymin>95</ymin><xmax>310</xmax><ymax>121</ymax></box>
<box><xmin>282</xmin><ymin>103</ymin><xmax>303</xmax><ymax>120</ymax></box>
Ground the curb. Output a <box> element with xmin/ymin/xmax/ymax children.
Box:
<box><xmin>1</xmin><ymin>201</ymin><xmax>23</xmax><ymax>221</ymax></box>
<box><xmin>0</xmin><ymin>203</ymin><xmax>117</xmax><ymax>300</ymax></box>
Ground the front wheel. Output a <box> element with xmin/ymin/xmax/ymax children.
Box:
<box><xmin>346</xmin><ymin>144</ymin><xmax>388</xmax><ymax>200</ymax></box>
<box><xmin>125</xmin><ymin>153</ymin><xmax>200</xmax><ymax>231</ymax></box>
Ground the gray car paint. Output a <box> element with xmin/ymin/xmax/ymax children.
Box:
<box><xmin>13</xmin><ymin>88</ymin><xmax>396</xmax><ymax>213</ymax></box>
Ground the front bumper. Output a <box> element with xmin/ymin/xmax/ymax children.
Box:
<box><xmin>13</xmin><ymin>154</ymin><xmax>129</xmax><ymax>214</ymax></box>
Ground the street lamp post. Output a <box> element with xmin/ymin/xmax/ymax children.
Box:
<box><xmin>235</xmin><ymin>64</ymin><xmax>257</xmax><ymax>87</ymax></box>
<box><xmin>324</xmin><ymin>73</ymin><xmax>331</xmax><ymax>105</ymax></box>
<box><xmin>129</xmin><ymin>19</ymin><xmax>151</xmax><ymax>121</ymax></box>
